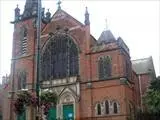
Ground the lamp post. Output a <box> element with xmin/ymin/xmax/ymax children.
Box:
<box><xmin>35</xmin><ymin>0</ymin><xmax>41</xmax><ymax>119</ymax></box>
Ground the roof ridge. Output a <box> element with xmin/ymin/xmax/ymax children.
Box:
<box><xmin>132</xmin><ymin>56</ymin><xmax>152</xmax><ymax>61</ymax></box>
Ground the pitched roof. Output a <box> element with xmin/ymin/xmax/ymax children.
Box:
<box><xmin>52</xmin><ymin>9</ymin><xmax>84</xmax><ymax>26</ymax></box>
<box><xmin>132</xmin><ymin>56</ymin><xmax>155</xmax><ymax>75</ymax></box>
<box><xmin>42</xmin><ymin>8</ymin><xmax>84</xmax><ymax>33</ymax></box>
<box><xmin>98</xmin><ymin>30</ymin><xmax>116</xmax><ymax>44</ymax></box>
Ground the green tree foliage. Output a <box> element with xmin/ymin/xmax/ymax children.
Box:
<box><xmin>40</xmin><ymin>91</ymin><xmax>57</xmax><ymax>105</ymax></box>
<box><xmin>143</xmin><ymin>76</ymin><xmax>160</xmax><ymax>113</ymax></box>
<box><xmin>149</xmin><ymin>76</ymin><xmax>160</xmax><ymax>91</ymax></box>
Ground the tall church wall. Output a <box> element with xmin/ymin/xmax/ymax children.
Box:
<box><xmin>7</xmin><ymin>1</ymin><xmax>141</xmax><ymax>120</ymax></box>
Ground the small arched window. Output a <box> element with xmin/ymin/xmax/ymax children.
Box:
<box><xmin>96</xmin><ymin>103</ymin><xmax>101</xmax><ymax>115</ymax></box>
<box><xmin>113</xmin><ymin>102</ymin><xmax>118</xmax><ymax>114</ymax></box>
<box><xmin>98</xmin><ymin>56</ymin><xmax>112</xmax><ymax>80</ymax></box>
<box><xmin>105</xmin><ymin>100</ymin><xmax>109</xmax><ymax>114</ymax></box>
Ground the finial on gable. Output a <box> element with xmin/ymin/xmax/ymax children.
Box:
<box><xmin>14</xmin><ymin>4</ymin><xmax>20</xmax><ymax>21</ymax></box>
<box><xmin>85</xmin><ymin>7</ymin><xmax>89</xmax><ymax>14</ymax></box>
<box><xmin>57</xmin><ymin>0</ymin><xmax>62</xmax><ymax>10</ymax></box>
<box><xmin>84</xmin><ymin>7</ymin><xmax>90</xmax><ymax>25</ymax></box>
<box><xmin>46</xmin><ymin>9</ymin><xmax>51</xmax><ymax>19</ymax></box>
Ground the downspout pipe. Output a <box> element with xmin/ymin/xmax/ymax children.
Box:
<box><xmin>35</xmin><ymin>0</ymin><xmax>41</xmax><ymax>119</ymax></box>
<box><xmin>138</xmin><ymin>75</ymin><xmax>143</xmax><ymax>112</ymax></box>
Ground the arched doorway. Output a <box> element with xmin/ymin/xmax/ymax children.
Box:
<box><xmin>63</xmin><ymin>104</ymin><xmax>74</xmax><ymax>120</ymax></box>
<box><xmin>59</xmin><ymin>90</ymin><xmax>76</xmax><ymax>120</ymax></box>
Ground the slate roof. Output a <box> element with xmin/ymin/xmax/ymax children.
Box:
<box><xmin>132</xmin><ymin>56</ymin><xmax>155</xmax><ymax>75</ymax></box>
<box><xmin>98</xmin><ymin>30</ymin><xmax>116</xmax><ymax>44</ymax></box>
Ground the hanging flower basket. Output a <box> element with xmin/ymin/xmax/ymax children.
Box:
<box><xmin>40</xmin><ymin>90</ymin><xmax>57</xmax><ymax>115</ymax></box>
<box><xmin>14</xmin><ymin>90</ymin><xmax>57</xmax><ymax>115</ymax></box>
<box><xmin>14</xmin><ymin>90</ymin><xmax>37</xmax><ymax>115</ymax></box>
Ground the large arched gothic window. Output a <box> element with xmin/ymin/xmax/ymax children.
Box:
<box><xmin>98</xmin><ymin>56</ymin><xmax>112</xmax><ymax>80</ymax></box>
<box><xmin>41</xmin><ymin>34</ymin><xmax>79</xmax><ymax>81</ymax></box>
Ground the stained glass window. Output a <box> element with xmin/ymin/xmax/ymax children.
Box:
<box><xmin>98</xmin><ymin>56</ymin><xmax>112</xmax><ymax>80</ymax></box>
<box><xmin>41</xmin><ymin>34</ymin><xmax>79</xmax><ymax>81</ymax></box>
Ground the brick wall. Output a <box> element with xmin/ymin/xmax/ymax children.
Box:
<box><xmin>8</xmin><ymin>9</ymin><xmax>140</xmax><ymax>120</ymax></box>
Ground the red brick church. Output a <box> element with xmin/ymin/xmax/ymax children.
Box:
<box><xmin>3</xmin><ymin>0</ymin><xmax>155</xmax><ymax>120</ymax></box>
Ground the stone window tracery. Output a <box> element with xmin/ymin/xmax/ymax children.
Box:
<box><xmin>41</xmin><ymin>34</ymin><xmax>79</xmax><ymax>81</ymax></box>
<box><xmin>95</xmin><ymin>100</ymin><xmax>120</xmax><ymax>116</ymax></box>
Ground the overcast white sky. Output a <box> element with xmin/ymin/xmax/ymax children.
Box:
<box><xmin>0</xmin><ymin>0</ymin><xmax>160</xmax><ymax>82</ymax></box>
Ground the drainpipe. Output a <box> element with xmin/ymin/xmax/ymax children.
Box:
<box><xmin>138</xmin><ymin>75</ymin><xmax>143</xmax><ymax>112</ymax></box>
<box><xmin>35</xmin><ymin>0</ymin><xmax>41</xmax><ymax>119</ymax></box>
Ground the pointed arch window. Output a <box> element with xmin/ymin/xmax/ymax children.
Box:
<box><xmin>98</xmin><ymin>56</ymin><xmax>112</xmax><ymax>80</ymax></box>
<box><xmin>126</xmin><ymin>60</ymin><xmax>131</xmax><ymax>79</ymax></box>
<box><xmin>113</xmin><ymin>102</ymin><xmax>118</xmax><ymax>114</ymax></box>
<box><xmin>97</xmin><ymin>103</ymin><xmax>101</xmax><ymax>115</ymax></box>
<box><xmin>41</xmin><ymin>34</ymin><xmax>79</xmax><ymax>81</ymax></box>
<box><xmin>17</xmin><ymin>71</ymin><xmax>27</xmax><ymax>90</ymax></box>
<box><xmin>105</xmin><ymin>100</ymin><xmax>109</xmax><ymax>114</ymax></box>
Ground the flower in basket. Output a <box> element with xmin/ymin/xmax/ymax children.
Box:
<box><xmin>14</xmin><ymin>99</ymin><xmax>25</xmax><ymax>114</ymax></box>
<box><xmin>40</xmin><ymin>91</ymin><xmax>57</xmax><ymax>115</ymax></box>
<box><xmin>30</xmin><ymin>92</ymin><xmax>38</xmax><ymax>106</ymax></box>
<box><xmin>14</xmin><ymin>90</ymin><xmax>38</xmax><ymax>114</ymax></box>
